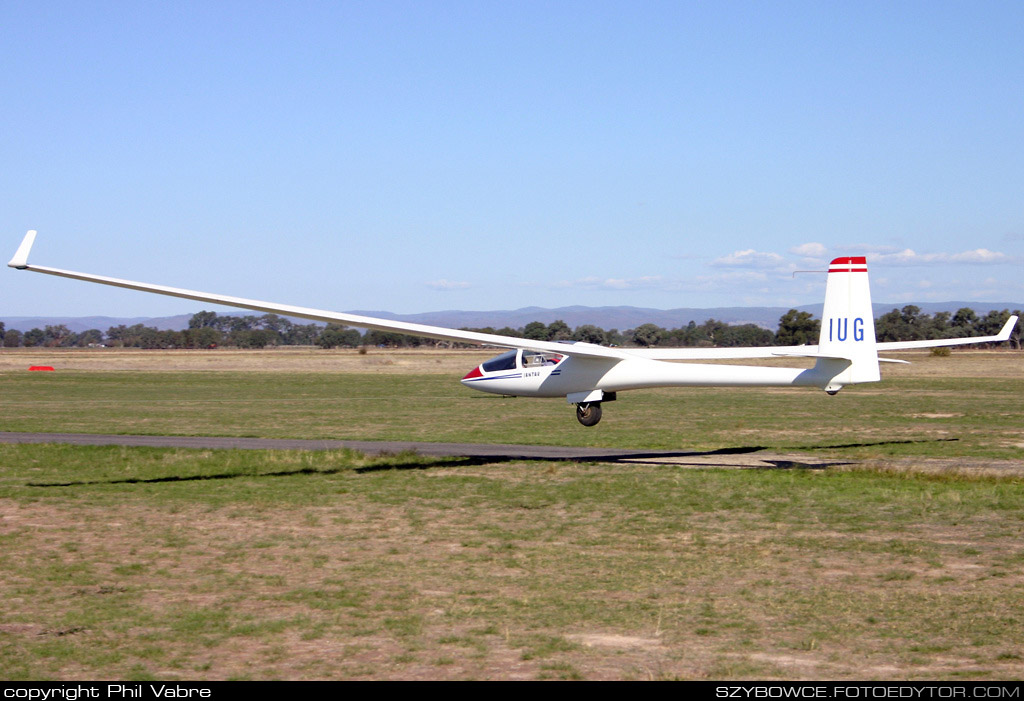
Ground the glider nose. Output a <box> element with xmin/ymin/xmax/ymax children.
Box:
<box><xmin>461</xmin><ymin>366</ymin><xmax>483</xmax><ymax>384</ymax></box>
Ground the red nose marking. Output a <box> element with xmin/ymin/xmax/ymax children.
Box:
<box><xmin>462</xmin><ymin>366</ymin><xmax>482</xmax><ymax>380</ymax></box>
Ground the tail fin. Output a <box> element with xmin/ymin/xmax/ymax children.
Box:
<box><xmin>814</xmin><ymin>256</ymin><xmax>880</xmax><ymax>391</ymax></box>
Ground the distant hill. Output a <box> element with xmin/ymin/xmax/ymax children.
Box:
<box><xmin>347</xmin><ymin>301</ymin><xmax>1023</xmax><ymax>331</ymax></box>
<box><xmin>3</xmin><ymin>301</ymin><xmax>1021</xmax><ymax>334</ymax></box>
<box><xmin>1</xmin><ymin>314</ymin><xmax>195</xmax><ymax>334</ymax></box>
<box><xmin>347</xmin><ymin>305</ymin><xmax>797</xmax><ymax>330</ymax></box>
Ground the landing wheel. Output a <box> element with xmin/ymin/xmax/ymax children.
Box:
<box><xmin>576</xmin><ymin>402</ymin><xmax>602</xmax><ymax>427</ymax></box>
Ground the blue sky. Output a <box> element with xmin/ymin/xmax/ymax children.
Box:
<box><xmin>2</xmin><ymin>1</ymin><xmax>1022</xmax><ymax>318</ymax></box>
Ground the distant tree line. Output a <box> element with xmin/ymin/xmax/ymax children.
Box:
<box><xmin>0</xmin><ymin>306</ymin><xmax>1020</xmax><ymax>350</ymax></box>
<box><xmin>457</xmin><ymin>306</ymin><xmax>1022</xmax><ymax>350</ymax></box>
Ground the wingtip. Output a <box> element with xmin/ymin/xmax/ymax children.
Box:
<box><xmin>1001</xmin><ymin>315</ymin><xmax>1019</xmax><ymax>340</ymax></box>
<box><xmin>8</xmin><ymin>230</ymin><xmax>37</xmax><ymax>269</ymax></box>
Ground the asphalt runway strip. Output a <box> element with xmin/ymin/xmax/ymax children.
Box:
<box><xmin>0</xmin><ymin>431</ymin><xmax>850</xmax><ymax>469</ymax></box>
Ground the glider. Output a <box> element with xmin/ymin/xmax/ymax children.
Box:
<box><xmin>8</xmin><ymin>230</ymin><xmax>1018</xmax><ymax>426</ymax></box>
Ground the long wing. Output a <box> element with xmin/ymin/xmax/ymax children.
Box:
<box><xmin>621</xmin><ymin>346</ymin><xmax>810</xmax><ymax>359</ymax></box>
<box><xmin>8</xmin><ymin>231</ymin><xmax>630</xmax><ymax>361</ymax></box>
<box><xmin>875</xmin><ymin>318</ymin><xmax>1017</xmax><ymax>350</ymax></box>
<box><xmin>625</xmin><ymin>317</ymin><xmax>1018</xmax><ymax>359</ymax></box>
<box><xmin>13</xmin><ymin>232</ymin><xmax>1015</xmax><ymax>360</ymax></box>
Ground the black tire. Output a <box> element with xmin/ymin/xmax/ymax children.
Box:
<box><xmin>576</xmin><ymin>402</ymin><xmax>602</xmax><ymax>427</ymax></box>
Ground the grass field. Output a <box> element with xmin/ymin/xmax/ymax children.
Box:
<box><xmin>0</xmin><ymin>347</ymin><xmax>1022</xmax><ymax>680</ymax></box>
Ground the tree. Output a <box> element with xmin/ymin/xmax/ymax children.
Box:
<box><xmin>318</xmin><ymin>324</ymin><xmax>361</xmax><ymax>349</ymax></box>
<box><xmin>43</xmin><ymin>325</ymin><xmax>74</xmax><ymax>347</ymax></box>
<box><xmin>212</xmin><ymin>316</ymin><xmax>236</xmax><ymax>334</ymax></box>
<box><xmin>926</xmin><ymin>311</ymin><xmax>952</xmax><ymax>339</ymax></box>
<box><xmin>3</xmin><ymin>329</ymin><xmax>22</xmax><ymax>347</ymax></box>
<box><xmin>284</xmin><ymin>323</ymin><xmax>323</xmax><ymax>346</ymax></box>
<box><xmin>523</xmin><ymin>321</ymin><xmax>547</xmax><ymax>341</ymax></box>
<box><xmin>134</xmin><ymin>326</ymin><xmax>161</xmax><ymax>349</ymax></box>
<box><xmin>158</xmin><ymin>330</ymin><xmax>184</xmax><ymax>348</ymax></box>
<box><xmin>976</xmin><ymin>309</ymin><xmax>1011</xmax><ymax>337</ymax></box>
<box><xmin>604</xmin><ymin>328</ymin><xmax>626</xmax><ymax>346</ymax></box>
<box><xmin>23</xmin><ymin>328</ymin><xmax>45</xmax><ymax>346</ymax></box>
<box><xmin>103</xmin><ymin>323</ymin><xmax>162</xmax><ymax>348</ymax></box>
<box><xmin>700</xmin><ymin>319</ymin><xmax>727</xmax><ymax>345</ymax></box>
<box><xmin>227</xmin><ymin>315</ymin><xmax>260</xmax><ymax>333</ymax></box>
<box><xmin>1010</xmin><ymin>310</ymin><xmax>1023</xmax><ymax>350</ymax></box>
<box><xmin>718</xmin><ymin>323</ymin><xmax>774</xmax><ymax>347</ymax></box>
<box><xmin>185</xmin><ymin>327</ymin><xmax>222</xmax><ymax>348</ymax></box>
<box><xmin>951</xmin><ymin>307</ymin><xmax>978</xmax><ymax>337</ymax></box>
<box><xmin>545</xmin><ymin>320</ymin><xmax>572</xmax><ymax>341</ymax></box>
<box><xmin>233</xmin><ymin>329</ymin><xmax>275</xmax><ymax>349</ymax></box>
<box><xmin>898</xmin><ymin>305</ymin><xmax>926</xmax><ymax>340</ymax></box>
<box><xmin>900</xmin><ymin>304</ymin><xmax>921</xmax><ymax>326</ymax></box>
<box><xmin>663</xmin><ymin>320</ymin><xmax>708</xmax><ymax>347</ymax></box>
<box><xmin>572</xmin><ymin>324</ymin><xmax>606</xmax><ymax>345</ymax></box>
<box><xmin>775</xmin><ymin>310</ymin><xmax>819</xmax><ymax>346</ymax></box>
<box><xmin>631</xmin><ymin>323</ymin><xmax>665</xmax><ymax>347</ymax></box>
<box><xmin>258</xmin><ymin>314</ymin><xmax>291</xmax><ymax>335</ymax></box>
<box><xmin>188</xmin><ymin>311</ymin><xmax>219</xmax><ymax>329</ymax></box>
<box><xmin>364</xmin><ymin>330</ymin><xmax>421</xmax><ymax>347</ymax></box>
<box><xmin>76</xmin><ymin>329</ymin><xmax>104</xmax><ymax>347</ymax></box>
<box><xmin>874</xmin><ymin>309</ymin><xmax>904</xmax><ymax>342</ymax></box>
<box><xmin>106</xmin><ymin>325</ymin><xmax>129</xmax><ymax>346</ymax></box>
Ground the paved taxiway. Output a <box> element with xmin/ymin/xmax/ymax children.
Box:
<box><xmin>0</xmin><ymin>431</ymin><xmax>849</xmax><ymax>469</ymax></box>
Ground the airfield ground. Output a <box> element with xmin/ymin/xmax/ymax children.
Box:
<box><xmin>0</xmin><ymin>347</ymin><xmax>1021</xmax><ymax>680</ymax></box>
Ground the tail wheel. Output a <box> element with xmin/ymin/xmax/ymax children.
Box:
<box><xmin>576</xmin><ymin>402</ymin><xmax>602</xmax><ymax>427</ymax></box>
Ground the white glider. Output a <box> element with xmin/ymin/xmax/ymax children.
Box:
<box><xmin>9</xmin><ymin>230</ymin><xmax>1018</xmax><ymax>426</ymax></box>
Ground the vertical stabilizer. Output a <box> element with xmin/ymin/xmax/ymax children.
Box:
<box><xmin>815</xmin><ymin>256</ymin><xmax>880</xmax><ymax>390</ymax></box>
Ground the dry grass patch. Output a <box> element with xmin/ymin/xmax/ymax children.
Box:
<box><xmin>2</xmin><ymin>445</ymin><xmax>1024</xmax><ymax>680</ymax></box>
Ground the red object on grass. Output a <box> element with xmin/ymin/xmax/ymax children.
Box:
<box><xmin>28</xmin><ymin>366</ymin><xmax>55</xmax><ymax>371</ymax></box>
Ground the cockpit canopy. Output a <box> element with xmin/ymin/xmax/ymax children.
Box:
<box><xmin>480</xmin><ymin>349</ymin><xmax>564</xmax><ymax>373</ymax></box>
<box><xmin>481</xmin><ymin>350</ymin><xmax>518</xmax><ymax>373</ymax></box>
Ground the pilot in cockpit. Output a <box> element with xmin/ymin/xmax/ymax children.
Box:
<box><xmin>523</xmin><ymin>350</ymin><xmax>562</xmax><ymax>367</ymax></box>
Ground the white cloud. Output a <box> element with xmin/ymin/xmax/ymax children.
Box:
<box><xmin>426</xmin><ymin>279</ymin><xmax>471</xmax><ymax>290</ymax></box>
<box><xmin>871</xmin><ymin>248</ymin><xmax>922</xmax><ymax>263</ymax></box>
<box><xmin>871</xmin><ymin>248</ymin><xmax>1013</xmax><ymax>265</ymax></box>
<box><xmin>711</xmin><ymin>249</ymin><xmax>788</xmax><ymax>269</ymax></box>
<box><xmin>847</xmin><ymin>243</ymin><xmax>905</xmax><ymax>254</ymax></box>
<box><xmin>949</xmin><ymin>249</ymin><xmax>1009</xmax><ymax>263</ymax></box>
<box><xmin>790</xmin><ymin>242</ymin><xmax>827</xmax><ymax>258</ymax></box>
<box><xmin>554</xmin><ymin>275</ymin><xmax>664</xmax><ymax>291</ymax></box>
<box><xmin>682</xmin><ymin>270</ymin><xmax>773</xmax><ymax>295</ymax></box>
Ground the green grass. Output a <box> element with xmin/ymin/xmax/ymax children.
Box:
<box><xmin>0</xmin><ymin>352</ymin><xmax>1022</xmax><ymax>679</ymax></box>
<box><xmin>0</xmin><ymin>443</ymin><xmax>1022</xmax><ymax>679</ymax></box>
<box><xmin>1</xmin><ymin>369</ymin><xmax>1022</xmax><ymax>458</ymax></box>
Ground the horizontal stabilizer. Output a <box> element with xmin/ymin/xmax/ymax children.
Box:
<box><xmin>771</xmin><ymin>350</ymin><xmax>849</xmax><ymax>360</ymax></box>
